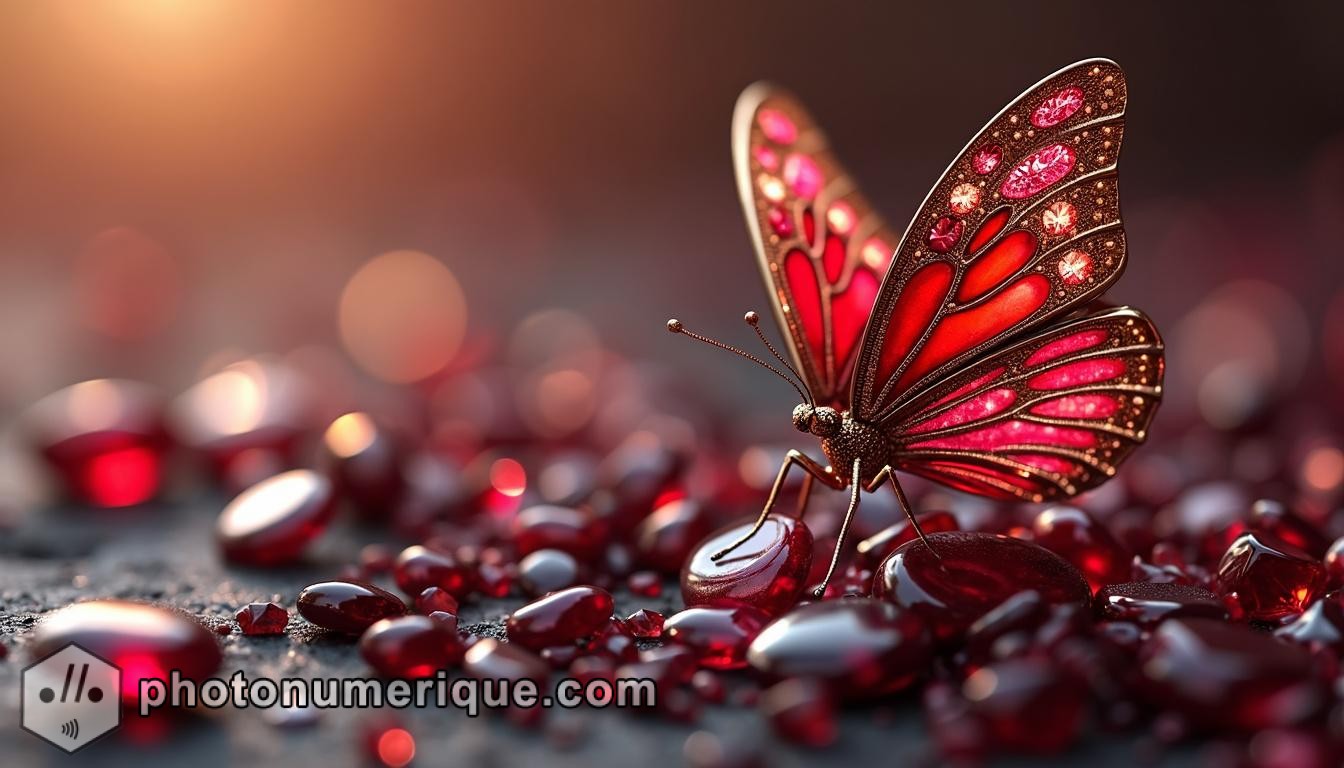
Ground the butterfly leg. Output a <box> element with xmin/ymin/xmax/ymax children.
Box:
<box><xmin>869</xmin><ymin>465</ymin><xmax>940</xmax><ymax>558</ymax></box>
<box><xmin>812</xmin><ymin>457</ymin><xmax>864</xmax><ymax>597</ymax></box>
<box><xmin>710</xmin><ymin>449</ymin><xmax>842</xmax><ymax>561</ymax></box>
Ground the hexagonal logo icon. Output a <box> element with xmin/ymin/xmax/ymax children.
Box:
<box><xmin>22</xmin><ymin>643</ymin><xmax>121</xmax><ymax>753</ymax></box>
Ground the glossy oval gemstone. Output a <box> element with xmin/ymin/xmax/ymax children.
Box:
<box><xmin>216</xmin><ymin>470</ymin><xmax>336</xmax><ymax>566</ymax></box>
<box><xmin>359</xmin><ymin>615</ymin><xmax>464</xmax><ymax>678</ymax></box>
<box><xmin>464</xmin><ymin>638</ymin><xmax>549</xmax><ymax>684</ymax></box>
<box><xmin>634</xmin><ymin>499</ymin><xmax>713</xmax><ymax>574</ymax></box>
<box><xmin>518</xmin><ymin>549</ymin><xmax>580</xmax><ymax>596</ymax></box>
<box><xmin>760</xmin><ymin>678</ymin><xmax>836</xmax><ymax>748</ymax></box>
<box><xmin>414</xmin><ymin>587</ymin><xmax>458</xmax><ymax>616</ymax></box>
<box><xmin>855</xmin><ymin>511</ymin><xmax>958</xmax><ymax>569</ymax></box>
<box><xmin>1215</xmin><ymin>532</ymin><xmax>1326</xmax><ymax>621</ymax></box>
<box><xmin>1138</xmin><ymin>618</ymin><xmax>1326</xmax><ymax>730</ymax></box>
<box><xmin>999</xmin><ymin>144</ymin><xmax>1076</xmax><ymax>200</ymax></box>
<box><xmin>663</xmin><ymin>606</ymin><xmax>769</xmax><ymax>670</ymax></box>
<box><xmin>757</xmin><ymin>108</ymin><xmax>797</xmax><ymax>145</ymax></box>
<box><xmin>297</xmin><ymin>580</ymin><xmax>407</xmax><ymax>634</ymax></box>
<box><xmin>31</xmin><ymin>601</ymin><xmax>222</xmax><ymax>704</ymax></box>
<box><xmin>1094</xmin><ymin>581</ymin><xmax>1226</xmax><ymax>627</ymax></box>
<box><xmin>1030</xmin><ymin>506</ymin><xmax>1130</xmax><ymax>592</ymax></box>
<box><xmin>22</xmin><ymin>379</ymin><xmax>168</xmax><ymax>507</ymax></box>
<box><xmin>512</xmin><ymin>505</ymin><xmax>609</xmax><ymax>561</ymax></box>
<box><xmin>393</xmin><ymin>545</ymin><xmax>473</xmax><ymax>600</ymax></box>
<box><xmin>682</xmin><ymin>516</ymin><xmax>812</xmax><ymax>617</ymax></box>
<box><xmin>962</xmin><ymin>657</ymin><xmax>1086</xmax><ymax>754</ymax></box>
<box><xmin>747</xmin><ymin>598</ymin><xmax>931</xmax><ymax>699</ymax></box>
<box><xmin>873</xmin><ymin>532</ymin><xmax>1091</xmax><ymax>642</ymax></box>
<box><xmin>236</xmin><ymin>602</ymin><xmax>289</xmax><ymax>635</ymax></box>
<box><xmin>506</xmin><ymin>586</ymin><xmax>614</xmax><ymax>651</ymax></box>
<box><xmin>322</xmin><ymin>412</ymin><xmax>404</xmax><ymax>518</ymax></box>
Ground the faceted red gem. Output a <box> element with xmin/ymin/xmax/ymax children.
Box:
<box><xmin>1215</xmin><ymin>532</ymin><xmax>1326</xmax><ymax>621</ymax></box>
<box><xmin>627</xmin><ymin>570</ymin><xmax>663</xmax><ymax>597</ymax></box>
<box><xmin>22</xmin><ymin>379</ymin><xmax>168</xmax><ymax>507</ymax></box>
<box><xmin>1000</xmin><ymin>144</ymin><xmax>1076</xmax><ymax>199</ymax></box>
<box><xmin>1138</xmin><ymin>618</ymin><xmax>1327</xmax><ymax>730</ymax></box>
<box><xmin>926</xmin><ymin>216</ymin><xmax>964</xmax><ymax>253</ymax></box>
<box><xmin>1056</xmin><ymin>249</ymin><xmax>1092</xmax><ymax>285</ymax></box>
<box><xmin>873</xmin><ymin>532</ymin><xmax>1091</xmax><ymax>642</ymax></box>
<box><xmin>1094</xmin><ymin>581</ymin><xmax>1227</xmax><ymax>627</ymax></box>
<box><xmin>297</xmin><ymin>580</ymin><xmax>407</xmax><ymax>635</ymax></box>
<box><xmin>31</xmin><ymin>601</ymin><xmax>222</xmax><ymax>705</ymax></box>
<box><xmin>682</xmin><ymin>515</ymin><xmax>812</xmax><ymax>617</ymax></box>
<box><xmin>767</xmin><ymin>206</ymin><xmax>794</xmax><ymax>237</ymax></box>
<box><xmin>971</xmin><ymin>144</ymin><xmax>1003</xmax><ymax>175</ymax></box>
<box><xmin>634</xmin><ymin>499</ymin><xmax>713</xmax><ymax>574</ymax></box>
<box><xmin>759</xmin><ymin>678</ymin><xmax>836</xmax><ymax>748</ymax></box>
<box><xmin>519</xmin><ymin>549</ymin><xmax>580</xmax><ymax>596</ymax></box>
<box><xmin>625</xmin><ymin>609</ymin><xmax>666</xmax><ymax>639</ymax></box>
<box><xmin>746</xmin><ymin>599</ymin><xmax>931</xmax><ymax>699</ymax></box>
<box><xmin>512</xmin><ymin>504</ymin><xmax>609</xmax><ymax>561</ymax></box>
<box><xmin>359</xmin><ymin>615</ymin><xmax>464</xmax><ymax>678</ymax></box>
<box><xmin>235</xmin><ymin>602</ymin><xmax>289</xmax><ymax>636</ymax></box>
<box><xmin>414</xmin><ymin>587</ymin><xmax>459</xmax><ymax>616</ymax></box>
<box><xmin>322</xmin><ymin>412</ymin><xmax>404</xmax><ymax>519</ymax></box>
<box><xmin>1030</xmin><ymin>505</ymin><xmax>1131</xmax><ymax>592</ymax></box>
<box><xmin>506</xmin><ymin>586</ymin><xmax>615</xmax><ymax>651</ymax></box>
<box><xmin>663</xmin><ymin>606</ymin><xmax>769</xmax><ymax>670</ymax></box>
<box><xmin>1031</xmin><ymin>86</ymin><xmax>1084</xmax><ymax>128</ymax></box>
<box><xmin>464</xmin><ymin>638</ymin><xmax>549</xmax><ymax>685</ymax></box>
<box><xmin>962</xmin><ymin>657</ymin><xmax>1086</xmax><ymax>753</ymax></box>
<box><xmin>855</xmin><ymin>511</ymin><xmax>958</xmax><ymax>569</ymax></box>
<box><xmin>216</xmin><ymin>469</ymin><xmax>336</xmax><ymax>566</ymax></box>
<box><xmin>393</xmin><ymin>545</ymin><xmax>473</xmax><ymax>600</ymax></box>
<box><xmin>586</xmin><ymin>619</ymin><xmax>639</xmax><ymax>662</ymax></box>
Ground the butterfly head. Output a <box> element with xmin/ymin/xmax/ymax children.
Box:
<box><xmin>792</xmin><ymin>403</ymin><xmax>841</xmax><ymax>437</ymax></box>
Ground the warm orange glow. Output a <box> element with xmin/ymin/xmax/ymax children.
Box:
<box><xmin>376</xmin><ymin>728</ymin><xmax>415</xmax><ymax>768</ymax></box>
<box><xmin>1303</xmin><ymin>446</ymin><xmax>1344</xmax><ymax>492</ymax></box>
<box><xmin>324</xmin><ymin>412</ymin><xmax>376</xmax><ymax>458</ymax></box>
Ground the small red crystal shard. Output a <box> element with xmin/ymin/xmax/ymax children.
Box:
<box><xmin>972</xmin><ymin>144</ymin><xmax>1003</xmax><ymax>175</ymax></box>
<box><xmin>927</xmin><ymin>216</ymin><xmax>964</xmax><ymax>253</ymax></box>
<box><xmin>393</xmin><ymin>545</ymin><xmax>472</xmax><ymax>600</ymax></box>
<box><xmin>1031</xmin><ymin>86</ymin><xmax>1084</xmax><ymax>128</ymax></box>
<box><xmin>1094</xmin><ymin>581</ymin><xmax>1226</xmax><ymax>627</ymax></box>
<box><xmin>682</xmin><ymin>515</ymin><xmax>812</xmax><ymax>616</ymax></box>
<box><xmin>216</xmin><ymin>469</ymin><xmax>336</xmax><ymax>566</ymax></box>
<box><xmin>1215</xmin><ymin>532</ymin><xmax>1326</xmax><ymax>621</ymax></box>
<box><xmin>297</xmin><ymin>580</ymin><xmax>407</xmax><ymax>635</ymax></box>
<box><xmin>236</xmin><ymin>602</ymin><xmax>289</xmax><ymax>636</ymax></box>
<box><xmin>626</xmin><ymin>609</ymin><xmax>666</xmax><ymax>639</ymax></box>
<box><xmin>760</xmin><ymin>678</ymin><xmax>836</xmax><ymax>748</ymax></box>
<box><xmin>359</xmin><ymin>615</ymin><xmax>463</xmax><ymax>678</ymax></box>
<box><xmin>664</xmin><ymin>606</ymin><xmax>769</xmax><ymax>670</ymax></box>
<box><xmin>1030</xmin><ymin>506</ymin><xmax>1130</xmax><ymax>592</ymax></box>
<box><xmin>1000</xmin><ymin>144</ymin><xmax>1076</xmax><ymax>199</ymax></box>
<box><xmin>962</xmin><ymin>657</ymin><xmax>1086</xmax><ymax>754</ymax></box>
<box><xmin>506</xmin><ymin>586</ymin><xmax>615</xmax><ymax>651</ymax></box>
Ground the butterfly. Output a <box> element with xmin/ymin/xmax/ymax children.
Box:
<box><xmin>668</xmin><ymin>59</ymin><xmax>1164</xmax><ymax>595</ymax></box>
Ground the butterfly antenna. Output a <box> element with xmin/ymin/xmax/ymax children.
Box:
<box><xmin>667</xmin><ymin>318</ymin><xmax>811</xmax><ymax>404</ymax></box>
<box><xmin>743</xmin><ymin>311</ymin><xmax>813</xmax><ymax>407</ymax></box>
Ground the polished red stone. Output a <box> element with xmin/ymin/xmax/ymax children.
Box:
<box><xmin>1274</xmin><ymin>598</ymin><xmax>1344</xmax><ymax>652</ymax></box>
<box><xmin>506</xmin><ymin>586</ymin><xmax>615</xmax><ymax>651</ymax></box>
<box><xmin>627</xmin><ymin>570</ymin><xmax>663</xmax><ymax>597</ymax></box>
<box><xmin>359</xmin><ymin>615</ymin><xmax>464</xmax><ymax>678</ymax></box>
<box><xmin>855</xmin><ymin>511</ymin><xmax>958</xmax><ymax>568</ymax></box>
<box><xmin>1215</xmin><ymin>532</ymin><xmax>1326</xmax><ymax>621</ymax></box>
<box><xmin>512</xmin><ymin>505</ymin><xmax>609</xmax><ymax>561</ymax></box>
<box><xmin>962</xmin><ymin>657</ymin><xmax>1086</xmax><ymax>753</ymax></box>
<box><xmin>746</xmin><ymin>598</ymin><xmax>931</xmax><ymax>699</ymax></box>
<box><xmin>962</xmin><ymin>590</ymin><xmax>1050</xmax><ymax>664</ymax></box>
<box><xmin>626</xmin><ymin>609</ymin><xmax>666</xmax><ymax>639</ymax></box>
<box><xmin>393</xmin><ymin>545</ymin><xmax>473</xmax><ymax>600</ymax></box>
<box><xmin>971</xmin><ymin>144</ymin><xmax>1003</xmax><ymax>175</ymax></box>
<box><xmin>597</xmin><ymin>432</ymin><xmax>685</xmax><ymax>532</ymax></box>
<box><xmin>682</xmin><ymin>515</ymin><xmax>812</xmax><ymax>616</ymax></box>
<box><xmin>759</xmin><ymin>678</ymin><xmax>836</xmax><ymax>748</ymax></box>
<box><xmin>1138</xmin><ymin>618</ymin><xmax>1327</xmax><ymax>730</ymax></box>
<box><xmin>586</xmin><ymin>619</ymin><xmax>639</xmax><ymax>662</ymax></box>
<box><xmin>518</xmin><ymin>549</ymin><xmax>580</xmax><ymax>596</ymax></box>
<box><xmin>426</xmin><ymin>610</ymin><xmax>458</xmax><ymax>634</ymax></box>
<box><xmin>216</xmin><ymin>469</ymin><xmax>336</xmax><ymax>566</ymax></box>
<box><xmin>663</xmin><ymin>606</ymin><xmax>769</xmax><ymax>670</ymax></box>
<box><xmin>464</xmin><ymin>638</ymin><xmax>549</xmax><ymax>685</ymax></box>
<box><xmin>297</xmin><ymin>580</ymin><xmax>407</xmax><ymax>634</ymax></box>
<box><xmin>1094</xmin><ymin>581</ymin><xmax>1226</xmax><ymax>627</ymax></box>
<box><xmin>414</xmin><ymin>587</ymin><xmax>459</xmax><ymax>616</ymax></box>
<box><xmin>31</xmin><ymin>601</ymin><xmax>222</xmax><ymax>704</ymax></box>
<box><xmin>927</xmin><ymin>216</ymin><xmax>964</xmax><ymax>253</ymax></box>
<box><xmin>1327</xmin><ymin>537</ymin><xmax>1344</xmax><ymax>590</ymax></box>
<box><xmin>1246</xmin><ymin>499</ymin><xmax>1331</xmax><ymax>559</ymax></box>
<box><xmin>689</xmin><ymin>670</ymin><xmax>725</xmax><ymax>704</ymax></box>
<box><xmin>1030</xmin><ymin>506</ymin><xmax>1131</xmax><ymax>592</ymax></box>
<box><xmin>873</xmin><ymin>532</ymin><xmax>1091</xmax><ymax>642</ymax></box>
<box><xmin>634</xmin><ymin>499</ymin><xmax>714</xmax><ymax>574</ymax></box>
<box><xmin>1000</xmin><ymin>144</ymin><xmax>1076</xmax><ymax>199</ymax></box>
<box><xmin>236</xmin><ymin>602</ymin><xmax>289</xmax><ymax>636</ymax></box>
<box><xmin>23</xmin><ymin>379</ymin><xmax>168</xmax><ymax>507</ymax></box>
<box><xmin>322</xmin><ymin>412</ymin><xmax>404</xmax><ymax>519</ymax></box>
<box><xmin>475</xmin><ymin>562</ymin><xmax>514</xmax><ymax>598</ymax></box>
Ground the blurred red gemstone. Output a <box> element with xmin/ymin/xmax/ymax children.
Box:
<box><xmin>597</xmin><ymin>432</ymin><xmax>685</xmax><ymax>532</ymax></box>
<box><xmin>626</xmin><ymin>609</ymin><xmax>666</xmax><ymax>639</ymax></box>
<box><xmin>359</xmin><ymin>615</ymin><xmax>463</xmax><ymax>677</ymax></box>
<box><xmin>1326</xmin><ymin>537</ymin><xmax>1344</xmax><ymax>590</ymax></box>
<box><xmin>393</xmin><ymin>545</ymin><xmax>473</xmax><ymax>600</ymax></box>
<box><xmin>962</xmin><ymin>657</ymin><xmax>1086</xmax><ymax>753</ymax></box>
<box><xmin>235</xmin><ymin>602</ymin><xmax>289</xmax><ymax>636</ymax></box>
<box><xmin>322</xmin><ymin>412</ymin><xmax>404</xmax><ymax>519</ymax></box>
<box><xmin>586</xmin><ymin>618</ymin><xmax>639</xmax><ymax>662</ymax></box>
<box><xmin>464</xmin><ymin>638</ymin><xmax>549</xmax><ymax>685</ymax></box>
<box><xmin>1247</xmin><ymin>499</ymin><xmax>1331</xmax><ymax>559</ymax></box>
<box><xmin>689</xmin><ymin>670</ymin><xmax>725</xmax><ymax>704</ymax></box>
<box><xmin>634</xmin><ymin>499</ymin><xmax>714</xmax><ymax>575</ymax></box>
<box><xmin>682</xmin><ymin>515</ymin><xmax>812</xmax><ymax>617</ymax></box>
<box><xmin>767</xmin><ymin>206</ymin><xmax>794</xmax><ymax>237</ymax></box>
<box><xmin>519</xmin><ymin>549</ymin><xmax>580</xmax><ymax>596</ymax></box>
<box><xmin>1215</xmin><ymin>532</ymin><xmax>1326</xmax><ymax>621</ymax></box>
<box><xmin>1275</xmin><ymin>598</ymin><xmax>1344</xmax><ymax>653</ymax></box>
<box><xmin>414</xmin><ymin>587</ymin><xmax>459</xmax><ymax>615</ymax></box>
<box><xmin>512</xmin><ymin>505</ymin><xmax>609</xmax><ymax>561</ymax></box>
<box><xmin>1030</xmin><ymin>506</ymin><xmax>1131</xmax><ymax>592</ymax></box>
<box><xmin>22</xmin><ymin>379</ymin><xmax>168</xmax><ymax>507</ymax></box>
<box><xmin>664</xmin><ymin>606</ymin><xmax>769</xmax><ymax>670</ymax></box>
<box><xmin>31</xmin><ymin>601</ymin><xmax>222</xmax><ymax>705</ymax></box>
<box><xmin>475</xmin><ymin>562</ymin><xmax>514</xmax><ymax>598</ymax></box>
<box><xmin>216</xmin><ymin>469</ymin><xmax>336</xmax><ymax>566</ymax></box>
<box><xmin>760</xmin><ymin>678</ymin><xmax>836</xmax><ymax>748</ymax></box>
<box><xmin>962</xmin><ymin>590</ymin><xmax>1050</xmax><ymax>664</ymax></box>
<box><xmin>627</xmin><ymin>570</ymin><xmax>663</xmax><ymax>597</ymax></box>
<box><xmin>506</xmin><ymin>586</ymin><xmax>614</xmax><ymax>651</ymax></box>
<box><xmin>297</xmin><ymin>580</ymin><xmax>407</xmax><ymax>635</ymax></box>
<box><xmin>855</xmin><ymin>511</ymin><xmax>958</xmax><ymax>569</ymax></box>
<box><xmin>747</xmin><ymin>598</ymin><xmax>931</xmax><ymax>699</ymax></box>
<box><xmin>1094</xmin><ymin>581</ymin><xmax>1226</xmax><ymax>627</ymax></box>
<box><xmin>427</xmin><ymin>610</ymin><xmax>458</xmax><ymax>634</ymax></box>
<box><xmin>873</xmin><ymin>532</ymin><xmax>1091</xmax><ymax>642</ymax></box>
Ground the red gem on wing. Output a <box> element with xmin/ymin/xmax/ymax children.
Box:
<box><xmin>784</xmin><ymin>154</ymin><xmax>823</xmax><ymax>199</ymax></box>
<box><xmin>1027</xmin><ymin>358</ymin><xmax>1126</xmax><ymax>390</ymax></box>
<box><xmin>956</xmin><ymin>230</ymin><xmax>1038</xmax><ymax>302</ymax></box>
<box><xmin>926</xmin><ymin>217</ymin><xmax>963</xmax><ymax>253</ymax></box>
<box><xmin>910</xmin><ymin>420</ymin><xmax>1097</xmax><ymax>451</ymax></box>
<box><xmin>967</xmin><ymin>208</ymin><xmax>1011</xmax><ymax>254</ymax></box>
<box><xmin>1030</xmin><ymin>394</ymin><xmax>1122</xmax><ymax>419</ymax></box>
<box><xmin>831</xmin><ymin>267</ymin><xmax>880</xmax><ymax>372</ymax></box>
<box><xmin>758</xmin><ymin>109</ymin><xmax>798</xmax><ymax>144</ymax></box>
<box><xmin>1024</xmin><ymin>329</ymin><xmax>1109</xmax><ymax>367</ymax></box>
<box><xmin>822</xmin><ymin>235</ymin><xmax>845</xmax><ymax>284</ymax></box>
<box><xmin>972</xmin><ymin>144</ymin><xmax>1003</xmax><ymax>175</ymax></box>
<box><xmin>873</xmin><ymin>262</ymin><xmax>955</xmax><ymax>391</ymax></box>
<box><xmin>1000</xmin><ymin>144</ymin><xmax>1076</xmax><ymax>199</ymax></box>
<box><xmin>905</xmin><ymin>388</ymin><xmax>1017</xmax><ymax>435</ymax></box>
<box><xmin>768</xmin><ymin>206</ymin><xmax>794</xmax><ymax>237</ymax></box>
<box><xmin>784</xmin><ymin>249</ymin><xmax>826</xmax><ymax>368</ymax></box>
<box><xmin>1031</xmin><ymin>87</ymin><xmax>1084</xmax><ymax>128</ymax></box>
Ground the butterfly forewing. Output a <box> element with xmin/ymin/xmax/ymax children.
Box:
<box><xmin>850</xmin><ymin>59</ymin><xmax>1131</xmax><ymax>422</ymax></box>
<box><xmin>733</xmin><ymin>84</ymin><xmax>902</xmax><ymax>409</ymax></box>
<box><xmin>888</xmin><ymin>306</ymin><xmax>1163</xmax><ymax>501</ymax></box>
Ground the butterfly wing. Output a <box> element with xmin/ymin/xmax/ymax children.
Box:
<box><xmin>887</xmin><ymin>305</ymin><xmax>1163</xmax><ymax>501</ymax></box>
<box><xmin>734</xmin><ymin>84</ymin><xmax>901</xmax><ymax>409</ymax></box>
<box><xmin>850</xmin><ymin>59</ymin><xmax>1131</xmax><ymax>422</ymax></box>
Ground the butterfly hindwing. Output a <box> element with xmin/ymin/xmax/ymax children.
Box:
<box><xmin>733</xmin><ymin>84</ymin><xmax>902</xmax><ymax>409</ymax></box>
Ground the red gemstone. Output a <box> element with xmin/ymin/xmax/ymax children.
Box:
<box><xmin>1031</xmin><ymin>86</ymin><xmax>1084</xmax><ymax>128</ymax></box>
<box><xmin>216</xmin><ymin>469</ymin><xmax>336</xmax><ymax>566</ymax></box>
<box><xmin>22</xmin><ymin>379</ymin><xmax>168</xmax><ymax>507</ymax></box>
<box><xmin>1094</xmin><ymin>582</ymin><xmax>1226</xmax><ymax>627</ymax></box>
<box><xmin>627</xmin><ymin>570</ymin><xmax>663</xmax><ymax>597</ymax></box>
<box><xmin>757</xmin><ymin>108</ymin><xmax>797</xmax><ymax>144</ymax></box>
<box><xmin>962</xmin><ymin>657</ymin><xmax>1086</xmax><ymax>753</ymax></box>
<box><xmin>1215</xmin><ymin>532</ymin><xmax>1326</xmax><ymax>621</ymax></box>
<box><xmin>427</xmin><ymin>610</ymin><xmax>458</xmax><ymax>634</ymax></box>
<box><xmin>1138</xmin><ymin>618</ymin><xmax>1326</xmax><ymax>730</ymax></box>
<box><xmin>322</xmin><ymin>412</ymin><xmax>403</xmax><ymax>519</ymax></box>
<box><xmin>31</xmin><ymin>601</ymin><xmax>222</xmax><ymax>705</ymax></box>
<box><xmin>962</xmin><ymin>590</ymin><xmax>1050</xmax><ymax>664</ymax></box>
<box><xmin>760</xmin><ymin>678</ymin><xmax>836</xmax><ymax>748</ymax></box>
<box><xmin>767</xmin><ymin>206</ymin><xmax>794</xmax><ymax>237</ymax></box>
<box><xmin>663</xmin><ymin>606</ymin><xmax>768</xmax><ymax>670</ymax></box>
<box><xmin>746</xmin><ymin>599</ymin><xmax>931</xmax><ymax>699</ymax></box>
<box><xmin>297</xmin><ymin>580</ymin><xmax>407</xmax><ymax>634</ymax></box>
<box><xmin>971</xmin><ymin>144</ymin><xmax>1003</xmax><ymax>175</ymax></box>
<box><xmin>586</xmin><ymin>619</ymin><xmax>639</xmax><ymax>662</ymax></box>
<box><xmin>1000</xmin><ymin>144</ymin><xmax>1076</xmax><ymax>199</ymax></box>
<box><xmin>475</xmin><ymin>562</ymin><xmax>514</xmax><ymax>598</ymax></box>
<box><xmin>926</xmin><ymin>216</ymin><xmax>964</xmax><ymax>253</ymax></box>
<box><xmin>513</xmin><ymin>505</ymin><xmax>609</xmax><ymax>561</ymax></box>
<box><xmin>1275</xmin><ymin>598</ymin><xmax>1344</xmax><ymax>653</ymax></box>
<box><xmin>626</xmin><ymin>609</ymin><xmax>666</xmax><ymax>639</ymax></box>
<box><xmin>393</xmin><ymin>545</ymin><xmax>473</xmax><ymax>600</ymax></box>
<box><xmin>1056</xmin><ymin>249</ymin><xmax>1093</xmax><ymax>285</ymax></box>
<box><xmin>464</xmin><ymin>638</ymin><xmax>549</xmax><ymax>685</ymax></box>
<box><xmin>236</xmin><ymin>602</ymin><xmax>289</xmax><ymax>636</ymax></box>
<box><xmin>414</xmin><ymin>587</ymin><xmax>459</xmax><ymax>615</ymax></box>
<box><xmin>519</xmin><ymin>549</ymin><xmax>580</xmax><ymax>596</ymax></box>
<box><xmin>635</xmin><ymin>499</ymin><xmax>714</xmax><ymax>574</ymax></box>
<box><xmin>1247</xmin><ymin>499</ymin><xmax>1331</xmax><ymax>559</ymax></box>
<box><xmin>1326</xmin><ymin>537</ymin><xmax>1344</xmax><ymax>590</ymax></box>
<box><xmin>506</xmin><ymin>586</ymin><xmax>615</xmax><ymax>651</ymax></box>
<box><xmin>682</xmin><ymin>515</ymin><xmax>812</xmax><ymax>617</ymax></box>
<box><xmin>855</xmin><ymin>511</ymin><xmax>959</xmax><ymax>568</ymax></box>
<box><xmin>1030</xmin><ymin>506</ymin><xmax>1130</xmax><ymax>592</ymax></box>
<box><xmin>873</xmin><ymin>532</ymin><xmax>1091</xmax><ymax>642</ymax></box>
<box><xmin>359</xmin><ymin>615</ymin><xmax>464</xmax><ymax>678</ymax></box>
<box><xmin>783</xmin><ymin>153</ymin><xmax>823</xmax><ymax>198</ymax></box>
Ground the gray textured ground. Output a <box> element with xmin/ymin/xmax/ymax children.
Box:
<box><xmin>0</xmin><ymin>495</ymin><xmax>1197</xmax><ymax>767</ymax></box>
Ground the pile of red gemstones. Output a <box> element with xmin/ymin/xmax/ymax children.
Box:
<box><xmin>14</xmin><ymin>331</ymin><xmax>1344</xmax><ymax>767</ymax></box>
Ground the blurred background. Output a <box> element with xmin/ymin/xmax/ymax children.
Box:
<box><xmin>1</xmin><ymin>1</ymin><xmax>1343</xmax><ymax>502</ymax></box>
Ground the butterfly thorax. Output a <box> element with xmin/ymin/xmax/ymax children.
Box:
<box><xmin>819</xmin><ymin>413</ymin><xmax>890</xmax><ymax>486</ymax></box>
